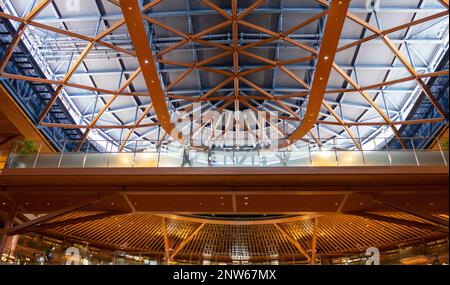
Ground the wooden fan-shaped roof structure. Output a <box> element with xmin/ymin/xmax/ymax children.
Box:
<box><xmin>35</xmin><ymin>212</ymin><xmax>448</xmax><ymax>262</ymax></box>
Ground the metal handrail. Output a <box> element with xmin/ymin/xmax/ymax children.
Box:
<box><xmin>8</xmin><ymin>136</ymin><xmax>450</xmax><ymax>151</ymax></box>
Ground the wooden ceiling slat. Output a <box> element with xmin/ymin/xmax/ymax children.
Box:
<box><xmin>32</xmin><ymin>213</ymin><xmax>447</xmax><ymax>259</ymax></box>
<box><xmin>316</xmin><ymin>216</ymin><xmax>351</xmax><ymax>251</ymax></box>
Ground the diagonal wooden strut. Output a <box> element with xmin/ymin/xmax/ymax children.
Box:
<box><xmin>438</xmin><ymin>0</ymin><xmax>449</xmax><ymax>8</ymax></box>
<box><xmin>344</xmin><ymin>12</ymin><xmax>447</xmax><ymax>119</ymax></box>
<box><xmin>7</xmin><ymin>193</ymin><xmax>119</xmax><ymax>235</ymax></box>
<box><xmin>322</xmin><ymin>101</ymin><xmax>361</xmax><ymax>149</ymax></box>
<box><xmin>348</xmin><ymin>212</ymin><xmax>448</xmax><ymax>233</ymax></box>
<box><xmin>169</xmin><ymin>223</ymin><xmax>205</xmax><ymax>259</ymax></box>
<box><xmin>118</xmin><ymin>103</ymin><xmax>154</xmax><ymax>151</ymax></box>
<box><xmin>0</xmin><ymin>0</ymin><xmax>53</xmax><ymax>73</ymax></box>
<box><xmin>37</xmin><ymin>19</ymin><xmax>127</xmax><ymax>124</ymax></box>
<box><xmin>9</xmin><ymin>212</ymin><xmax>125</xmax><ymax>235</ymax></box>
<box><xmin>75</xmin><ymin>68</ymin><xmax>142</xmax><ymax>150</ymax></box>
<box><xmin>332</xmin><ymin>63</ymin><xmax>407</xmax><ymax>148</ymax></box>
<box><xmin>316</xmin><ymin>0</ymin><xmax>448</xmax><ymax>122</ymax></box>
<box><xmin>355</xmin><ymin>193</ymin><xmax>449</xmax><ymax>227</ymax></box>
<box><xmin>200</xmin><ymin>0</ymin><xmax>232</xmax><ymax>20</ymax></box>
<box><xmin>274</xmin><ymin>223</ymin><xmax>311</xmax><ymax>262</ymax></box>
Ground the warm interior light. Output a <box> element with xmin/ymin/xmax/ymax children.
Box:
<box><xmin>318</xmin><ymin>149</ymin><xmax>333</xmax><ymax>158</ymax></box>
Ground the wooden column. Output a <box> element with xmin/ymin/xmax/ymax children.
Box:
<box><xmin>4</xmin><ymin>235</ymin><xmax>19</xmax><ymax>259</ymax></box>
<box><xmin>0</xmin><ymin>202</ymin><xmax>17</xmax><ymax>256</ymax></box>
<box><xmin>311</xmin><ymin>217</ymin><xmax>319</xmax><ymax>264</ymax></box>
<box><xmin>161</xmin><ymin>217</ymin><xmax>171</xmax><ymax>264</ymax></box>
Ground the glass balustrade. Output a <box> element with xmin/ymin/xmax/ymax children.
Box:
<box><xmin>4</xmin><ymin>137</ymin><xmax>448</xmax><ymax>169</ymax></box>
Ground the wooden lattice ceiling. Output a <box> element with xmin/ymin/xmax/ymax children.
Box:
<box><xmin>35</xmin><ymin>212</ymin><xmax>448</xmax><ymax>262</ymax></box>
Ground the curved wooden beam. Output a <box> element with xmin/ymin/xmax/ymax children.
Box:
<box><xmin>158</xmin><ymin>213</ymin><xmax>323</xmax><ymax>226</ymax></box>
<box><xmin>281</xmin><ymin>0</ymin><xmax>351</xmax><ymax>148</ymax></box>
<box><xmin>1</xmin><ymin>0</ymin><xmax>446</xmax><ymax>149</ymax></box>
<box><xmin>120</xmin><ymin>0</ymin><xmax>187</xmax><ymax>144</ymax></box>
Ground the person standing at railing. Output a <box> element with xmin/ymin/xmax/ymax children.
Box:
<box><xmin>45</xmin><ymin>246</ymin><xmax>55</xmax><ymax>265</ymax></box>
<box><xmin>432</xmin><ymin>255</ymin><xmax>441</xmax><ymax>265</ymax></box>
<box><xmin>37</xmin><ymin>254</ymin><xmax>46</xmax><ymax>265</ymax></box>
<box><xmin>31</xmin><ymin>253</ymin><xmax>39</xmax><ymax>265</ymax></box>
<box><xmin>14</xmin><ymin>251</ymin><xmax>24</xmax><ymax>265</ymax></box>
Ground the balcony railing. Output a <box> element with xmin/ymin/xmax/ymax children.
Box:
<box><xmin>4</xmin><ymin>137</ymin><xmax>449</xmax><ymax>169</ymax></box>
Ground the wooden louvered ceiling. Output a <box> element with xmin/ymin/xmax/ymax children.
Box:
<box><xmin>35</xmin><ymin>212</ymin><xmax>448</xmax><ymax>262</ymax></box>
